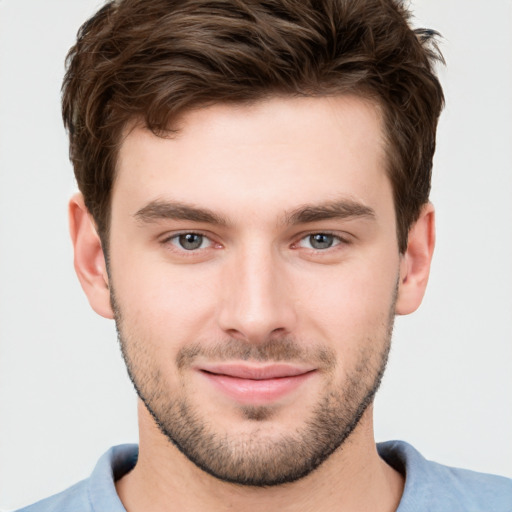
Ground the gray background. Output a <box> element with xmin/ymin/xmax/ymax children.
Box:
<box><xmin>1</xmin><ymin>0</ymin><xmax>511</xmax><ymax>509</ymax></box>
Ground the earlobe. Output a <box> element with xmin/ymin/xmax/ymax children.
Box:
<box><xmin>395</xmin><ymin>203</ymin><xmax>436</xmax><ymax>315</ymax></box>
<box><xmin>69</xmin><ymin>193</ymin><xmax>114</xmax><ymax>319</ymax></box>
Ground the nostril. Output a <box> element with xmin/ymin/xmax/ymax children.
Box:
<box><xmin>224</xmin><ymin>328</ymin><xmax>249</xmax><ymax>342</ymax></box>
<box><xmin>270</xmin><ymin>327</ymin><xmax>287</xmax><ymax>336</ymax></box>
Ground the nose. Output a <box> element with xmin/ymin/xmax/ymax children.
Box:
<box><xmin>217</xmin><ymin>243</ymin><xmax>298</xmax><ymax>343</ymax></box>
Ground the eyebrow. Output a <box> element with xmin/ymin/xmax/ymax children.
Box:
<box><xmin>284</xmin><ymin>199</ymin><xmax>376</xmax><ymax>225</ymax></box>
<box><xmin>134</xmin><ymin>200</ymin><xmax>228</xmax><ymax>226</ymax></box>
<box><xmin>134</xmin><ymin>197</ymin><xmax>375</xmax><ymax>227</ymax></box>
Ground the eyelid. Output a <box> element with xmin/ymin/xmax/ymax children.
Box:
<box><xmin>157</xmin><ymin>229</ymin><xmax>351</xmax><ymax>253</ymax></box>
<box><xmin>293</xmin><ymin>231</ymin><xmax>351</xmax><ymax>250</ymax></box>
<box><xmin>160</xmin><ymin>230</ymin><xmax>220</xmax><ymax>250</ymax></box>
<box><xmin>161</xmin><ymin>229</ymin><xmax>202</xmax><ymax>241</ymax></box>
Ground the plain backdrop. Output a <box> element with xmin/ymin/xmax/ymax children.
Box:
<box><xmin>0</xmin><ymin>0</ymin><xmax>511</xmax><ymax>509</ymax></box>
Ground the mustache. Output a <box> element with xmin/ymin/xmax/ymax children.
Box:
<box><xmin>176</xmin><ymin>337</ymin><xmax>336</xmax><ymax>371</ymax></box>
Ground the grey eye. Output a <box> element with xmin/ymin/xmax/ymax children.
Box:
<box><xmin>178</xmin><ymin>233</ymin><xmax>204</xmax><ymax>250</ymax></box>
<box><xmin>309</xmin><ymin>233</ymin><xmax>335</xmax><ymax>249</ymax></box>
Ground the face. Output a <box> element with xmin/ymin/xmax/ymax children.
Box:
<box><xmin>108</xmin><ymin>96</ymin><xmax>402</xmax><ymax>485</ymax></box>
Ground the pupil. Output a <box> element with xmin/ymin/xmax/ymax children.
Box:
<box><xmin>310</xmin><ymin>234</ymin><xmax>333</xmax><ymax>249</ymax></box>
<box><xmin>179</xmin><ymin>233</ymin><xmax>202</xmax><ymax>250</ymax></box>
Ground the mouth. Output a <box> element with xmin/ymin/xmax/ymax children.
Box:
<box><xmin>196</xmin><ymin>363</ymin><xmax>317</xmax><ymax>405</ymax></box>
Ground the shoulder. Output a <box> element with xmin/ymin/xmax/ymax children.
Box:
<box><xmin>14</xmin><ymin>444</ymin><xmax>138</xmax><ymax>512</ymax></box>
<box><xmin>14</xmin><ymin>479</ymin><xmax>91</xmax><ymax>512</ymax></box>
<box><xmin>378</xmin><ymin>440</ymin><xmax>512</xmax><ymax>512</ymax></box>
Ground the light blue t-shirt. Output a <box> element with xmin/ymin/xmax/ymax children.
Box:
<box><xmin>16</xmin><ymin>441</ymin><xmax>512</xmax><ymax>511</ymax></box>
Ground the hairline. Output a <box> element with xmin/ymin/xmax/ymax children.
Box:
<box><xmin>98</xmin><ymin>90</ymin><xmax>408</xmax><ymax>255</ymax></box>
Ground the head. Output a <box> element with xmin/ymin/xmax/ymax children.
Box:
<box><xmin>63</xmin><ymin>0</ymin><xmax>443</xmax><ymax>254</ymax></box>
<box><xmin>66</xmin><ymin>0</ymin><xmax>442</xmax><ymax>487</ymax></box>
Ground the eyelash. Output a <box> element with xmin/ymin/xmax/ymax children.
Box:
<box><xmin>293</xmin><ymin>232</ymin><xmax>350</xmax><ymax>251</ymax></box>
<box><xmin>161</xmin><ymin>231</ymin><xmax>217</xmax><ymax>252</ymax></box>
<box><xmin>160</xmin><ymin>230</ymin><xmax>350</xmax><ymax>254</ymax></box>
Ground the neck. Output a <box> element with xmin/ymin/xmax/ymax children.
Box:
<box><xmin>116</xmin><ymin>402</ymin><xmax>404</xmax><ymax>512</ymax></box>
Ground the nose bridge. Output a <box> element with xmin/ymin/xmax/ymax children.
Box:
<box><xmin>218</xmin><ymin>239</ymin><xmax>296</xmax><ymax>342</ymax></box>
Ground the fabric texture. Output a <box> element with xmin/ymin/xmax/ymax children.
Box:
<box><xmin>16</xmin><ymin>441</ymin><xmax>512</xmax><ymax>512</ymax></box>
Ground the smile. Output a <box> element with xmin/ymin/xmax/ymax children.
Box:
<box><xmin>196</xmin><ymin>363</ymin><xmax>317</xmax><ymax>405</ymax></box>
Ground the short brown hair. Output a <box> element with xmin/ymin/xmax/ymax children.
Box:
<box><xmin>62</xmin><ymin>0</ymin><xmax>444</xmax><ymax>252</ymax></box>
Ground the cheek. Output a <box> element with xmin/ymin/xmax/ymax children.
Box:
<box><xmin>294</xmin><ymin>255</ymin><xmax>398</xmax><ymax>343</ymax></box>
<box><xmin>111</xmin><ymin>256</ymin><xmax>219</xmax><ymax>348</ymax></box>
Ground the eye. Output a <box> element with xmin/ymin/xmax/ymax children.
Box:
<box><xmin>298</xmin><ymin>233</ymin><xmax>342</xmax><ymax>250</ymax></box>
<box><xmin>169</xmin><ymin>233</ymin><xmax>211</xmax><ymax>251</ymax></box>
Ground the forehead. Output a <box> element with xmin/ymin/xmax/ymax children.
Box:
<box><xmin>113</xmin><ymin>95</ymin><xmax>391</xmax><ymax>223</ymax></box>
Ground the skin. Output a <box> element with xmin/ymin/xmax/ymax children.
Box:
<box><xmin>70</xmin><ymin>95</ymin><xmax>435</xmax><ymax>512</ymax></box>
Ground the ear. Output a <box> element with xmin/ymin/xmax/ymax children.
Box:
<box><xmin>69</xmin><ymin>193</ymin><xmax>114</xmax><ymax>319</ymax></box>
<box><xmin>395</xmin><ymin>203</ymin><xmax>435</xmax><ymax>315</ymax></box>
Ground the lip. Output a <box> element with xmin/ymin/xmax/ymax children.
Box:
<box><xmin>196</xmin><ymin>363</ymin><xmax>316</xmax><ymax>405</ymax></box>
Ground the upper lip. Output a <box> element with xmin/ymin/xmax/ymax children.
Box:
<box><xmin>197</xmin><ymin>363</ymin><xmax>316</xmax><ymax>380</ymax></box>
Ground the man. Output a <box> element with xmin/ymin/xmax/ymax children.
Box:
<box><xmin>16</xmin><ymin>0</ymin><xmax>512</xmax><ymax>510</ymax></box>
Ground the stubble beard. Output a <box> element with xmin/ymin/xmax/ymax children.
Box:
<box><xmin>112</xmin><ymin>292</ymin><xmax>395</xmax><ymax>487</ymax></box>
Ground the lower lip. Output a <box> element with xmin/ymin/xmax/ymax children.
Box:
<box><xmin>200</xmin><ymin>371</ymin><xmax>315</xmax><ymax>404</ymax></box>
